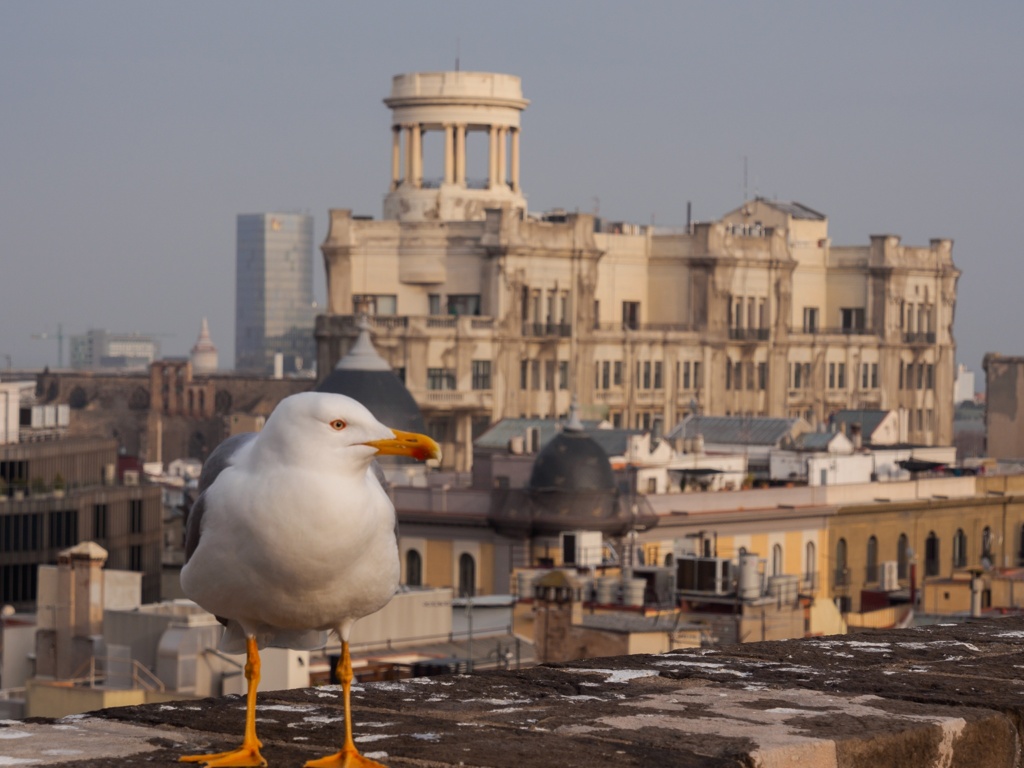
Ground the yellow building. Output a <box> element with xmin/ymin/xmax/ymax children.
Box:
<box><xmin>316</xmin><ymin>70</ymin><xmax>960</xmax><ymax>472</ymax></box>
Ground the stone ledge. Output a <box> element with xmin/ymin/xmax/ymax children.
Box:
<box><xmin>5</xmin><ymin>616</ymin><xmax>1024</xmax><ymax>767</ymax></box>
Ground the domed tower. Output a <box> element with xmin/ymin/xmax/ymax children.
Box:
<box><xmin>190</xmin><ymin>317</ymin><xmax>219</xmax><ymax>373</ymax></box>
<box><xmin>315</xmin><ymin>317</ymin><xmax>429</xmax><ymax>466</ymax></box>
<box><xmin>383</xmin><ymin>71</ymin><xmax>529</xmax><ymax>222</ymax></box>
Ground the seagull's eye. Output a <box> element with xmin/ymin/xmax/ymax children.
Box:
<box><xmin>329</xmin><ymin>419</ymin><xmax>347</xmax><ymax>431</ymax></box>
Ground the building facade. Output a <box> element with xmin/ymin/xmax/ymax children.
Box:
<box><xmin>236</xmin><ymin>212</ymin><xmax>316</xmax><ymax>374</ymax></box>
<box><xmin>315</xmin><ymin>71</ymin><xmax>960</xmax><ymax>471</ymax></box>
<box><xmin>69</xmin><ymin>329</ymin><xmax>161</xmax><ymax>371</ymax></box>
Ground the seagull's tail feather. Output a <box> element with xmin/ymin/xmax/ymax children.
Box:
<box><xmin>219</xmin><ymin>621</ymin><xmax>330</xmax><ymax>654</ymax></box>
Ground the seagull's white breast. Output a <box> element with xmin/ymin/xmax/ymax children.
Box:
<box><xmin>181</xmin><ymin>460</ymin><xmax>400</xmax><ymax>634</ymax></box>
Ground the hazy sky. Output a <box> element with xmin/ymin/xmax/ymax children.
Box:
<box><xmin>2</xmin><ymin>2</ymin><xmax>1021</xmax><ymax>379</ymax></box>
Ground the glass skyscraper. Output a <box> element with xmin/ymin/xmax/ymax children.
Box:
<box><xmin>235</xmin><ymin>213</ymin><xmax>315</xmax><ymax>374</ymax></box>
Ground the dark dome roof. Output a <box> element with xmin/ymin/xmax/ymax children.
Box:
<box><xmin>315</xmin><ymin>322</ymin><xmax>427</xmax><ymax>437</ymax></box>
<box><xmin>527</xmin><ymin>430</ymin><xmax>616</xmax><ymax>494</ymax></box>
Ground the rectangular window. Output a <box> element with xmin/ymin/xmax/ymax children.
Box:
<box><xmin>427</xmin><ymin>368</ymin><xmax>456</xmax><ymax>391</ymax></box>
<box><xmin>130</xmin><ymin>544</ymin><xmax>143</xmax><ymax>572</ymax></box>
<box><xmin>792</xmin><ymin>363</ymin><xmax>801</xmax><ymax>389</ymax></box>
<box><xmin>837</xmin><ymin>363</ymin><xmax>846</xmax><ymax>389</ymax></box>
<box><xmin>682</xmin><ymin>361</ymin><xmax>691</xmax><ymax>390</ymax></box>
<box><xmin>643</xmin><ymin>361</ymin><xmax>651</xmax><ymax>389</ymax></box>
<box><xmin>544</xmin><ymin>360</ymin><xmax>555</xmax><ymax>391</ymax></box>
<box><xmin>726</xmin><ymin>360</ymin><xmax>732</xmax><ymax>390</ymax></box>
<box><xmin>622</xmin><ymin>301</ymin><xmax>640</xmax><ymax>330</ymax></box>
<box><xmin>130</xmin><ymin>500</ymin><xmax>144</xmax><ymax>534</ymax></box>
<box><xmin>926</xmin><ymin>363</ymin><xmax>934</xmax><ymax>390</ymax></box>
<box><xmin>916</xmin><ymin>363</ymin><xmax>924</xmax><ymax>390</ymax></box>
<box><xmin>593</xmin><ymin>300</ymin><xmax>600</xmax><ymax>328</ymax></box>
<box><xmin>352</xmin><ymin>294</ymin><xmax>397</xmax><ymax>315</ymax></box>
<box><xmin>871</xmin><ymin>363</ymin><xmax>879</xmax><ymax>389</ymax></box>
<box><xmin>471</xmin><ymin>360</ymin><xmax>491</xmax><ymax>390</ymax></box>
<box><xmin>758</xmin><ymin>362</ymin><xmax>767</xmax><ymax>390</ymax></box>
<box><xmin>803</xmin><ymin>307</ymin><xmax>819</xmax><ymax>333</ymax></box>
<box><xmin>829</xmin><ymin>362</ymin><xmax>836</xmax><ymax>389</ymax></box>
<box><xmin>746</xmin><ymin>362</ymin><xmax>754</xmax><ymax>390</ymax></box>
<box><xmin>602</xmin><ymin>361</ymin><xmax>610</xmax><ymax>390</ymax></box>
<box><xmin>840</xmin><ymin>307</ymin><xmax>865</xmax><ymax>333</ymax></box>
<box><xmin>613</xmin><ymin>361</ymin><xmax>623</xmax><ymax>386</ymax></box>
<box><xmin>734</xmin><ymin>362</ymin><xmax>743</xmax><ymax>390</ymax></box>
<box><xmin>899</xmin><ymin>361</ymin><xmax>905</xmax><ymax>390</ymax></box>
<box><xmin>558</xmin><ymin>361</ymin><xmax>569</xmax><ymax>390</ymax></box>
<box><xmin>693</xmin><ymin>362</ymin><xmax>702</xmax><ymax>389</ymax></box>
<box><xmin>861</xmin><ymin>363</ymin><xmax>869</xmax><ymax>389</ymax></box>
<box><xmin>447</xmin><ymin>294</ymin><xmax>481</xmax><ymax>316</ymax></box>
<box><xmin>93</xmin><ymin>504</ymin><xmax>108</xmax><ymax>539</ymax></box>
<box><xmin>520</xmin><ymin>360</ymin><xmax>528</xmax><ymax>389</ymax></box>
<box><xmin>428</xmin><ymin>294</ymin><xmax>442</xmax><ymax>315</ymax></box>
<box><xmin>803</xmin><ymin>363</ymin><xmax>810</xmax><ymax>388</ymax></box>
<box><xmin>530</xmin><ymin>360</ymin><xmax>540</xmax><ymax>390</ymax></box>
<box><xmin>654</xmin><ymin>361</ymin><xmax>663</xmax><ymax>390</ymax></box>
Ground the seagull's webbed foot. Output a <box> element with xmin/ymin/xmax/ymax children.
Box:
<box><xmin>180</xmin><ymin>637</ymin><xmax>267</xmax><ymax>767</ymax></box>
<box><xmin>304</xmin><ymin>747</ymin><xmax>386</xmax><ymax>768</ymax></box>
<box><xmin>306</xmin><ymin>640</ymin><xmax>388</xmax><ymax>768</ymax></box>
<box><xmin>180</xmin><ymin>743</ymin><xmax>266</xmax><ymax>767</ymax></box>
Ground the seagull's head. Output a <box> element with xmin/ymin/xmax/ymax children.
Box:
<box><xmin>260</xmin><ymin>392</ymin><xmax>441</xmax><ymax>470</ymax></box>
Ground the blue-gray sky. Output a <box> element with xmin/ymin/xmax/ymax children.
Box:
<box><xmin>2</xmin><ymin>2</ymin><xmax>1021</xmax><ymax>381</ymax></box>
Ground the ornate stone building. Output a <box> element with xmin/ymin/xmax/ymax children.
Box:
<box><xmin>316</xmin><ymin>71</ymin><xmax>960</xmax><ymax>471</ymax></box>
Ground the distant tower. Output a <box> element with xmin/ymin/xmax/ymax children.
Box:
<box><xmin>235</xmin><ymin>213</ymin><xmax>315</xmax><ymax>373</ymax></box>
<box><xmin>190</xmin><ymin>317</ymin><xmax>219</xmax><ymax>373</ymax></box>
<box><xmin>383</xmin><ymin>71</ymin><xmax>529</xmax><ymax>221</ymax></box>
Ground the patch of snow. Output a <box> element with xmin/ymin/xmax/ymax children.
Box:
<box><xmin>568</xmin><ymin>668</ymin><xmax>660</xmax><ymax>684</ymax></box>
<box><xmin>354</xmin><ymin>734</ymin><xmax>391</xmax><ymax>743</ymax></box>
<box><xmin>0</xmin><ymin>731</ymin><xmax>32</xmax><ymax>740</ymax></box>
<box><xmin>364</xmin><ymin>752</ymin><xmax>389</xmax><ymax>761</ymax></box>
<box><xmin>411</xmin><ymin>732</ymin><xmax>440</xmax><ymax>741</ymax></box>
<box><xmin>0</xmin><ymin>758</ymin><xmax>40</xmax><ymax>766</ymax></box>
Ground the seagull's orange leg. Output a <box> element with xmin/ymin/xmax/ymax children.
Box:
<box><xmin>305</xmin><ymin>641</ymin><xmax>385</xmax><ymax>768</ymax></box>
<box><xmin>181</xmin><ymin>635</ymin><xmax>266</xmax><ymax>767</ymax></box>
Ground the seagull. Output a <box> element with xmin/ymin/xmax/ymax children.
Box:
<box><xmin>179</xmin><ymin>391</ymin><xmax>441</xmax><ymax>768</ymax></box>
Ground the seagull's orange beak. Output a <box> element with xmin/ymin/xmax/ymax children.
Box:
<box><xmin>364</xmin><ymin>429</ymin><xmax>442</xmax><ymax>463</ymax></box>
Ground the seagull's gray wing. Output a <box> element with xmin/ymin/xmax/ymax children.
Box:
<box><xmin>184</xmin><ymin>432</ymin><xmax>258</xmax><ymax>564</ymax></box>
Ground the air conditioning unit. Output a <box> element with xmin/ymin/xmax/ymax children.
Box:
<box><xmin>880</xmin><ymin>560</ymin><xmax>899</xmax><ymax>591</ymax></box>
<box><xmin>677</xmin><ymin>557</ymin><xmax>733</xmax><ymax>595</ymax></box>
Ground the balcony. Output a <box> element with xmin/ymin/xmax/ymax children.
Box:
<box><xmin>728</xmin><ymin>327</ymin><xmax>769</xmax><ymax>341</ymax></box>
<box><xmin>904</xmin><ymin>331</ymin><xmax>936</xmax><ymax>344</ymax></box>
<box><xmin>415</xmin><ymin>389</ymin><xmax>494</xmax><ymax>410</ymax></box>
<box><xmin>522</xmin><ymin>322</ymin><xmax>572</xmax><ymax>338</ymax></box>
<box><xmin>593</xmin><ymin>322</ymin><xmax>697</xmax><ymax>333</ymax></box>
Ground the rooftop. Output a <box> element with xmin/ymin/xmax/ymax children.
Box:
<box><xmin>7</xmin><ymin>617</ymin><xmax>1024</xmax><ymax>766</ymax></box>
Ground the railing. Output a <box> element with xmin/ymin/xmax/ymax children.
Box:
<box><xmin>522</xmin><ymin>322</ymin><xmax>572</xmax><ymax>338</ymax></box>
<box><xmin>834</xmin><ymin>568</ymin><xmax>851</xmax><ymax>587</ymax></box>
<box><xmin>904</xmin><ymin>331</ymin><xmax>936</xmax><ymax>344</ymax></box>
<box><xmin>426</xmin><ymin>317</ymin><xmax>457</xmax><ymax>329</ymax></box>
<box><xmin>797</xmin><ymin>326</ymin><xmax>871</xmax><ymax>336</ymax></box>
<box><xmin>593</xmin><ymin>322</ymin><xmax>697</xmax><ymax>333</ymax></box>
<box><xmin>68</xmin><ymin>656</ymin><xmax>166</xmax><ymax>692</ymax></box>
<box><xmin>728</xmin><ymin>327</ymin><xmax>769</xmax><ymax>341</ymax></box>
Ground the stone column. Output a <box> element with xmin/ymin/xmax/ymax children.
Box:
<box><xmin>455</xmin><ymin>124</ymin><xmax>467</xmax><ymax>185</ymax></box>
<box><xmin>412</xmin><ymin>124</ymin><xmax>422</xmax><ymax>188</ymax></box>
<box><xmin>391</xmin><ymin>126</ymin><xmax>401</xmax><ymax>190</ymax></box>
<box><xmin>488</xmin><ymin>125</ymin><xmax>498</xmax><ymax>189</ymax></box>
<box><xmin>404</xmin><ymin>125</ymin><xmax>415</xmax><ymax>187</ymax></box>
<box><xmin>510</xmin><ymin>127</ymin><xmax>521</xmax><ymax>192</ymax></box>
<box><xmin>497</xmin><ymin>127</ymin><xmax>508</xmax><ymax>189</ymax></box>
<box><xmin>444</xmin><ymin>124</ymin><xmax>455</xmax><ymax>185</ymax></box>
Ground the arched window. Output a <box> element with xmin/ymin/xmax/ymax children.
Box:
<box><xmin>925</xmin><ymin>532</ymin><xmax>940</xmax><ymax>576</ymax></box>
<box><xmin>805</xmin><ymin>541</ymin><xmax>816</xmax><ymax>586</ymax></box>
<box><xmin>982</xmin><ymin>526</ymin><xmax>993</xmax><ymax>563</ymax></box>
<box><xmin>953</xmin><ymin>529</ymin><xmax>967</xmax><ymax>569</ymax></box>
<box><xmin>866</xmin><ymin>536</ymin><xmax>879</xmax><ymax>583</ymax></box>
<box><xmin>897</xmin><ymin>533</ymin><xmax>909</xmax><ymax>579</ymax></box>
<box><xmin>836</xmin><ymin>538</ymin><xmax>848</xmax><ymax>585</ymax></box>
<box><xmin>664</xmin><ymin>553</ymin><xmax>674</xmax><ymax>567</ymax></box>
<box><xmin>772</xmin><ymin>544</ymin><xmax>783</xmax><ymax>576</ymax></box>
<box><xmin>458</xmin><ymin>553</ymin><xmax>476</xmax><ymax>597</ymax></box>
<box><xmin>405</xmin><ymin>549</ymin><xmax>422</xmax><ymax>587</ymax></box>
